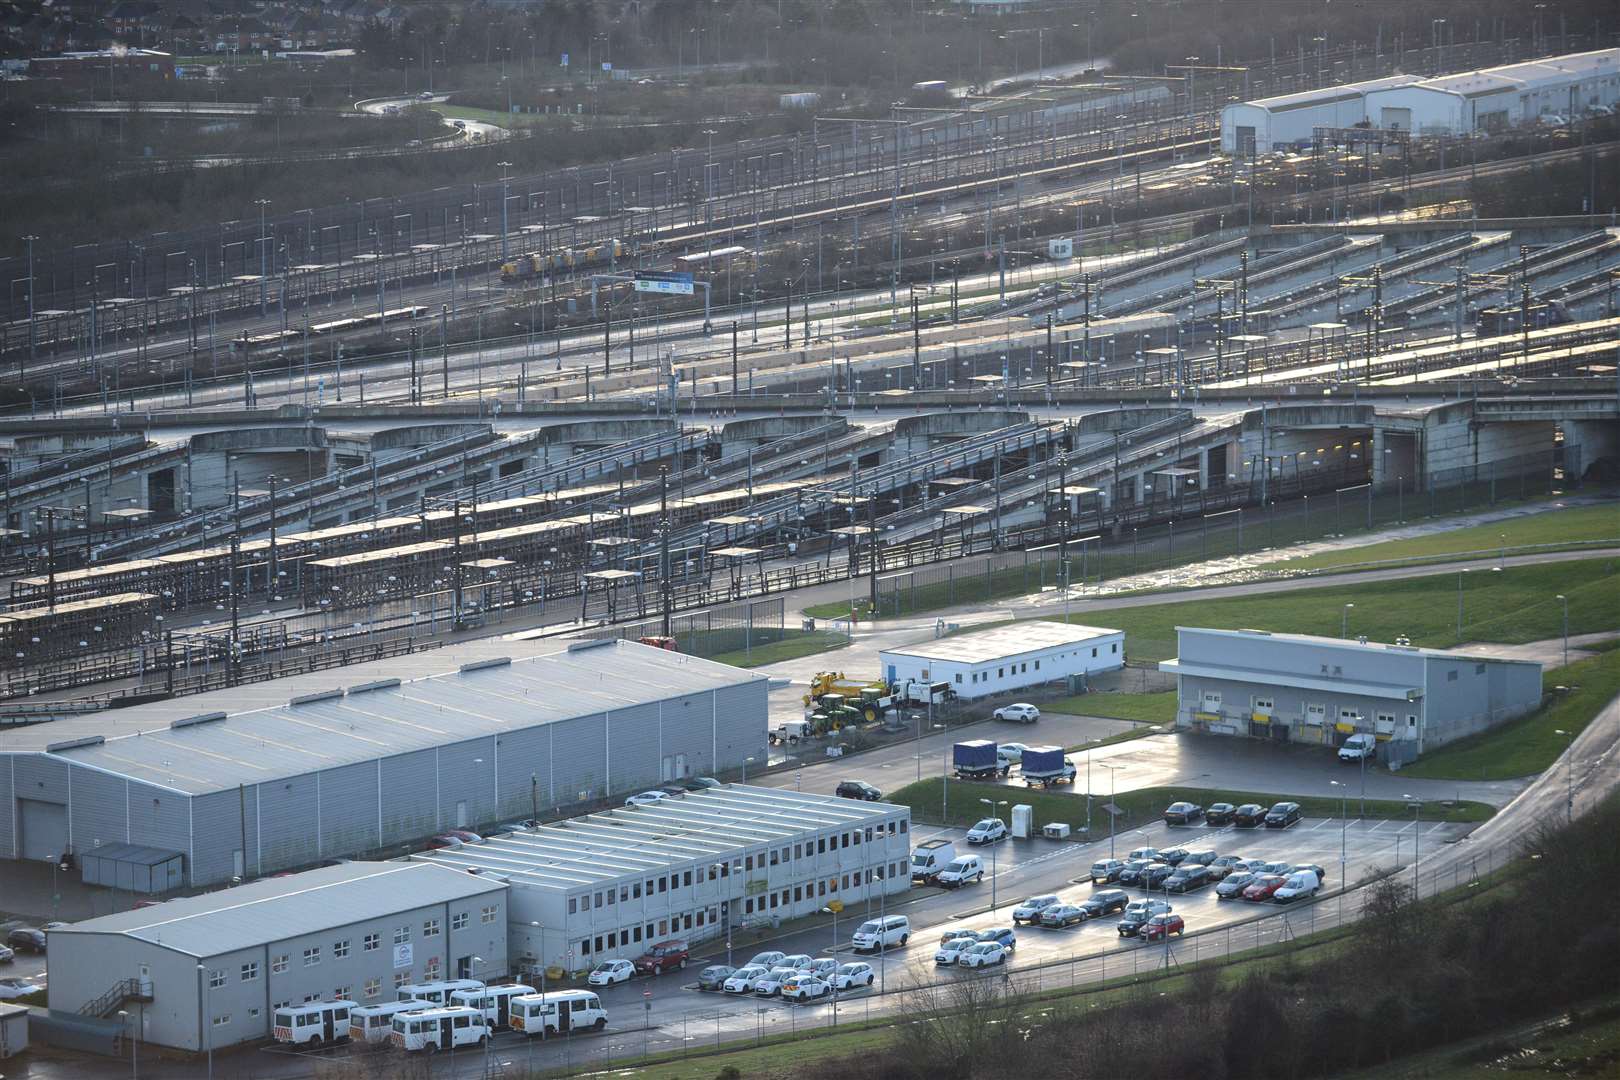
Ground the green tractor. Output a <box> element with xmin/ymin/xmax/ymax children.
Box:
<box><xmin>808</xmin><ymin>693</ymin><xmax>864</xmax><ymax>733</ymax></box>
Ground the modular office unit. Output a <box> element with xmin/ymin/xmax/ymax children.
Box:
<box><xmin>1160</xmin><ymin>627</ymin><xmax>1542</xmax><ymax>765</ymax></box>
<box><xmin>414</xmin><ymin>786</ymin><xmax>912</xmax><ymax>975</ymax></box>
<box><xmin>879</xmin><ymin>621</ymin><xmax>1124</xmax><ymax>700</ymax></box>
<box><xmin>0</xmin><ymin>639</ymin><xmax>768</xmax><ymax>886</ymax></box>
<box><xmin>46</xmin><ymin>862</ymin><xmax>507</xmax><ymax>1052</ymax></box>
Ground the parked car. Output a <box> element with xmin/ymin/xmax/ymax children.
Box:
<box><xmin>1127</xmin><ymin>846</ymin><xmax>1162</xmax><ymax>862</ymax></box>
<box><xmin>1116</xmin><ymin>859</ymin><xmax>1159</xmax><ymax>886</ymax></box>
<box><xmin>937</xmin><ymin>856</ymin><xmax>985</xmax><ymax>887</ymax></box>
<box><xmin>1338</xmin><ymin>734</ymin><xmax>1377</xmax><ymax>762</ymax></box>
<box><xmin>1264</xmin><ymin>802</ymin><xmax>1303</xmax><ymax>828</ymax></box>
<box><xmin>938</xmin><ymin>929</ymin><xmax>977</xmax><ymax>948</ymax></box>
<box><xmin>1273</xmin><ymin>870</ymin><xmax>1322</xmax><ymax>903</ymax></box>
<box><xmin>697</xmin><ymin>964</ymin><xmax>736</xmax><ymax>991</ymax></box>
<box><xmin>1038</xmin><ymin>904</ymin><xmax>1087</xmax><ymax>928</ymax></box>
<box><xmin>1090</xmin><ymin>859</ymin><xmax>1127</xmax><ymax>884</ymax></box>
<box><xmin>1165</xmin><ymin>865</ymin><xmax>1212</xmax><ymax>893</ymax></box>
<box><xmin>797</xmin><ymin>958</ymin><xmax>838</xmax><ymax>980</ymax></box>
<box><xmin>444</xmin><ymin>830</ymin><xmax>484</xmax><ymax>845</ymax></box>
<box><xmin>958</xmin><ymin>941</ymin><xmax>1009</xmax><ymax>968</ymax></box>
<box><xmin>836</xmin><ymin>780</ymin><xmax>883</xmax><ymax>801</ymax></box>
<box><xmin>1185</xmin><ymin>849</ymin><xmax>1218</xmax><ymax>868</ymax></box>
<box><xmin>851</xmin><ymin>915</ymin><xmax>910</xmax><ymax>951</ymax></box>
<box><xmin>1079</xmin><ymin>890</ymin><xmax>1131</xmax><ymax>919</ymax></box>
<box><xmin>754</xmin><ymin>967</ymin><xmax>800</xmax><ymax>997</ymax></box>
<box><xmin>624</xmin><ymin>791</ymin><xmax>670</xmax><ymax>808</ymax></box>
<box><xmin>975</xmin><ymin>928</ymin><xmax>1017</xmax><ymax>952</ymax></box>
<box><xmin>0</xmin><ymin>976</ymin><xmax>42</xmax><ymax>1000</ymax></box>
<box><xmin>778</xmin><ymin>954</ymin><xmax>814</xmax><ymax>971</ymax></box>
<box><xmin>1118</xmin><ymin>900</ymin><xmax>1172</xmax><ymax>937</ymax></box>
<box><xmin>996</xmin><ymin>742</ymin><xmax>1031</xmax><ymax>762</ymax></box>
<box><xmin>633</xmin><ymin>940</ymin><xmax>689</xmax><ymax>975</ymax></box>
<box><xmin>427</xmin><ymin>834</ymin><xmax>465</xmax><ymax>850</ymax></box>
<box><xmin>1256</xmin><ymin>860</ymin><xmax>1294</xmax><ymax>875</ymax></box>
<box><xmin>965</xmin><ymin>818</ymin><xmax>1008</xmax><ymax>845</ymax></box>
<box><xmin>1012</xmin><ymin>895</ymin><xmax>1061</xmax><ymax>924</ymax></box>
<box><xmin>5</xmin><ymin>929</ymin><xmax>45</xmax><ymax>955</ymax></box>
<box><xmin>1205</xmin><ymin>803</ymin><xmax>1237</xmax><ymax>826</ymax></box>
<box><xmin>587</xmin><ymin>959</ymin><xmax>635</xmax><ymax>986</ymax></box>
<box><xmin>782</xmin><ymin>975</ymin><xmax>833</xmax><ymax>1003</ymax></box>
<box><xmin>658</xmin><ymin>786</ymin><xmax>689</xmax><ymax>799</ymax></box>
<box><xmin>1206</xmin><ymin>855</ymin><xmax>1247</xmax><ymax>880</ymax></box>
<box><xmin>1163</xmin><ymin>802</ymin><xmax>1204</xmax><ymax>825</ymax></box>
<box><xmin>833</xmin><ymin>962</ymin><xmax>876</xmax><ymax>991</ymax></box>
<box><xmin>1292</xmin><ymin>863</ymin><xmax>1327</xmax><ymax>882</ymax></box>
<box><xmin>1242</xmin><ymin>874</ymin><xmax>1289</xmax><ymax>901</ymax></box>
<box><xmin>935</xmin><ymin>936</ymin><xmax>974</xmax><ymax>964</ymax></box>
<box><xmin>1142</xmin><ymin>863</ymin><xmax>1177</xmax><ymax>889</ymax></box>
<box><xmin>1233</xmin><ymin>804</ymin><xmax>1268</xmax><ymax>827</ymax></box>
<box><xmin>994</xmin><ymin>703</ymin><xmax>1040</xmax><ymax>723</ymax></box>
<box><xmin>1157</xmin><ymin>847</ymin><xmax>1191</xmax><ymax>866</ymax></box>
<box><xmin>723</xmin><ymin>965</ymin><xmax>769</xmax><ymax>993</ymax></box>
<box><xmin>0</xmin><ymin>944</ymin><xmax>13</xmax><ymax>963</ymax></box>
<box><xmin>1139</xmin><ymin>913</ymin><xmax>1186</xmax><ymax>942</ymax></box>
<box><xmin>747</xmin><ymin>951</ymin><xmax>786</xmax><ymax>970</ymax></box>
<box><xmin>499</xmin><ymin>819</ymin><xmax>542</xmax><ymax>833</ymax></box>
<box><xmin>1216</xmin><ymin>872</ymin><xmax>1258</xmax><ymax>899</ymax></box>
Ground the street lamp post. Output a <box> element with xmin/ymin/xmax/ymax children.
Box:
<box><xmin>1403</xmin><ymin>796</ymin><xmax>1422</xmax><ymax>895</ymax></box>
<box><xmin>1342</xmin><ymin>603</ymin><xmax>1354</xmax><ymax>639</ymax></box>
<box><xmin>530</xmin><ymin>921</ymin><xmax>547</xmax><ymax>1004</ymax></box>
<box><xmin>1556</xmin><ymin>593</ymin><xmax>1568</xmax><ymax>667</ymax></box>
<box><xmin>1554</xmin><ymin>729</ymin><xmax>1574</xmax><ymax>822</ymax></box>
<box><xmin>196</xmin><ymin>963</ymin><xmax>213</xmax><ymax>1080</ymax></box>
<box><xmin>1099</xmin><ymin>764</ymin><xmax>1123</xmax><ymax>857</ymax></box>
<box><xmin>1456</xmin><ymin>568</ymin><xmax>1470</xmax><ymax>640</ymax></box>
<box><xmin>1329</xmin><ymin>780</ymin><xmax>1348</xmax><ymax>922</ymax></box>
<box><xmin>821</xmin><ymin>905</ymin><xmax>840</xmax><ymax>957</ymax></box>
<box><xmin>978</xmin><ymin>797</ymin><xmax>1009</xmax><ymax>910</ymax></box>
<box><xmin>118</xmin><ymin>1007</ymin><xmax>137</xmax><ymax>1078</ymax></box>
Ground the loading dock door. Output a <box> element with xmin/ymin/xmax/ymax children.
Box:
<box><xmin>1379</xmin><ymin>107</ymin><xmax>1412</xmax><ymax>131</ymax></box>
<box><xmin>18</xmin><ymin>799</ymin><xmax>68</xmax><ymax>861</ymax></box>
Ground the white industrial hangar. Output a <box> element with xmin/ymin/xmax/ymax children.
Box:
<box><xmin>878</xmin><ymin>621</ymin><xmax>1124</xmax><ymax>700</ymax></box>
<box><xmin>0</xmin><ymin>639</ymin><xmax>768</xmax><ymax>887</ymax></box>
<box><xmin>47</xmin><ymin>862</ymin><xmax>508</xmax><ymax>1052</ymax></box>
<box><xmin>1219</xmin><ymin>75</ymin><xmax>1420</xmax><ymax>155</ymax></box>
<box><xmin>415</xmin><ymin>786</ymin><xmax>911</xmax><ymax>974</ymax></box>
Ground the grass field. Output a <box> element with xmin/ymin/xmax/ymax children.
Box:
<box><xmin>1055</xmin><ymin>558</ymin><xmax>1620</xmax><ymax>664</ymax></box>
<box><xmin>1045</xmin><ymin>690</ymin><xmax>1176</xmax><ymax>724</ymax></box>
<box><xmin>1267</xmin><ymin>502</ymin><xmax>1619</xmax><ymax>572</ymax></box>
<box><xmin>1334</xmin><ymin>999</ymin><xmax>1620</xmax><ymax>1080</ymax></box>
<box><xmin>710</xmin><ymin>629</ymin><xmax>850</xmax><ymax>669</ymax></box>
<box><xmin>885</xmin><ymin>778</ymin><xmax>1494</xmax><ymax>833</ymax></box>
<box><xmin>1398</xmin><ymin>646</ymin><xmax>1620</xmax><ymax>780</ymax></box>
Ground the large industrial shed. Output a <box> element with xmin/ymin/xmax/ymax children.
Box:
<box><xmin>879</xmin><ymin>621</ymin><xmax>1124</xmax><ymax>700</ymax></box>
<box><xmin>47</xmin><ymin>862</ymin><xmax>508</xmax><ymax>1052</ymax></box>
<box><xmin>1161</xmin><ymin>627</ymin><xmax>1542</xmax><ymax>766</ymax></box>
<box><xmin>1364</xmin><ymin>49</ymin><xmax>1620</xmax><ymax>135</ymax></box>
<box><xmin>0</xmin><ymin>638</ymin><xmax>768</xmax><ymax>887</ymax></box>
<box><xmin>415</xmin><ymin>785</ymin><xmax>911</xmax><ymax>975</ymax></box>
<box><xmin>1219</xmin><ymin>75</ymin><xmax>1420</xmax><ymax>155</ymax></box>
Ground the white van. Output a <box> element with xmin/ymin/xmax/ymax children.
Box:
<box><xmin>910</xmin><ymin>838</ymin><xmax>957</xmax><ymax>882</ymax></box>
<box><xmin>1273</xmin><ymin>870</ymin><xmax>1322</xmax><ymax>903</ymax></box>
<box><xmin>450</xmin><ymin>983</ymin><xmax>536</xmax><ymax>1030</ymax></box>
<box><xmin>398</xmin><ymin>979</ymin><xmax>484</xmax><ymax>1005</ymax></box>
<box><xmin>510</xmin><ymin>990</ymin><xmax>607</xmax><ymax>1037</ymax></box>
<box><xmin>851</xmin><ymin>915</ymin><xmax>911</xmax><ymax>952</ymax></box>
<box><xmin>936</xmin><ymin>855</ymin><xmax>985</xmax><ymax>888</ymax></box>
<box><xmin>349</xmin><ymin>1000</ymin><xmax>429</xmax><ymax>1043</ymax></box>
<box><xmin>389</xmin><ymin>1006</ymin><xmax>490</xmax><ymax>1052</ymax></box>
<box><xmin>272</xmin><ymin>1000</ymin><xmax>357</xmax><ymax>1045</ymax></box>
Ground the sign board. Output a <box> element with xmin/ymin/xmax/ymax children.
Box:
<box><xmin>560</xmin><ymin>53</ymin><xmax>569</xmax><ymax>67</ymax></box>
<box><xmin>602</xmin><ymin>62</ymin><xmax>613</xmax><ymax>72</ymax></box>
<box><xmin>826</xmin><ymin>899</ymin><xmax>844</xmax><ymax>914</ymax></box>
<box><xmin>633</xmin><ymin>270</ymin><xmax>695</xmax><ymax>296</ymax></box>
<box><xmin>392</xmin><ymin>943</ymin><xmax>413</xmax><ymax>970</ymax></box>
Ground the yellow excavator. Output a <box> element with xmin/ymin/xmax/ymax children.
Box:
<box><xmin>803</xmin><ymin>671</ymin><xmax>886</xmax><ymax>708</ymax></box>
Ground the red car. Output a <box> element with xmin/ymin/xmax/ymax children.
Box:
<box><xmin>633</xmin><ymin>939</ymin><xmax>690</xmax><ymax>975</ymax></box>
<box><xmin>1242</xmin><ymin>874</ymin><xmax>1288</xmax><ymax>901</ymax></box>
<box><xmin>1139</xmin><ymin>914</ymin><xmax>1185</xmax><ymax>942</ymax></box>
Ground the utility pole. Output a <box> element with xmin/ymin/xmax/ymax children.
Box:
<box><xmin>659</xmin><ymin>468</ymin><xmax>672</xmax><ymax>637</ymax></box>
<box><xmin>603</xmin><ymin>300</ymin><xmax>612</xmax><ymax>377</ymax></box>
<box><xmin>911</xmin><ymin>289</ymin><xmax>922</xmax><ymax>388</ymax></box>
<box><xmin>731</xmin><ymin>321</ymin><xmax>739</xmax><ymax>397</ymax></box>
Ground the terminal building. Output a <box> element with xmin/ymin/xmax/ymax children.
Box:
<box><xmin>413</xmin><ymin>785</ymin><xmax>912</xmax><ymax>975</ymax></box>
<box><xmin>46</xmin><ymin>862</ymin><xmax>508</xmax><ymax>1052</ymax></box>
<box><xmin>1160</xmin><ymin>627</ymin><xmax>1543</xmax><ymax>765</ymax></box>
<box><xmin>879</xmin><ymin>621</ymin><xmax>1124</xmax><ymax>700</ymax></box>
<box><xmin>0</xmin><ymin>639</ymin><xmax>768</xmax><ymax>887</ymax></box>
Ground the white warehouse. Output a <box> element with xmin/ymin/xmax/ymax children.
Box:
<box><xmin>1363</xmin><ymin>49</ymin><xmax>1620</xmax><ymax>135</ymax></box>
<box><xmin>1220</xmin><ymin>75</ymin><xmax>1420</xmax><ymax>155</ymax></box>
<box><xmin>879</xmin><ymin>621</ymin><xmax>1124</xmax><ymax>700</ymax></box>
<box><xmin>412</xmin><ymin>785</ymin><xmax>911</xmax><ymax>976</ymax></box>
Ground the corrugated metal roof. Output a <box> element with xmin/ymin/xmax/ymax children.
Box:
<box><xmin>881</xmin><ymin>621</ymin><xmax>1120</xmax><ymax>665</ymax></box>
<box><xmin>1173</xmin><ymin>626</ymin><xmax>1542</xmax><ymax>666</ymax></box>
<box><xmin>51</xmin><ymin>862</ymin><xmax>502</xmax><ymax>957</ymax></box>
<box><xmin>1</xmin><ymin>639</ymin><xmax>764</xmax><ymax>794</ymax></box>
<box><xmin>1247</xmin><ymin>74</ymin><xmax>1421</xmax><ymax>112</ymax></box>
<box><xmin>412</xmin><ymin>785</ymin><xmax>904</xmax><ymax>891</ymax></box>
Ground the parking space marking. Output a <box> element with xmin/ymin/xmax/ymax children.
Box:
<box><xmin>1307</xmin><ymin>819</ymin><xmax>1333</xmax><ymax>831</ymax></box>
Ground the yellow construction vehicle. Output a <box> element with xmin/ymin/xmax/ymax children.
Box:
<box><xmin>803</xmin><ymin>671</ymin><xmax>886</xmax><ymax>707</ymax></box>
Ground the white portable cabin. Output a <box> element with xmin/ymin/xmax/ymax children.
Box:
<box><xmin>397</xmin><ymin>978</ymin><xmax>484</xmax><ymax>1005</ymax></box>
<box><xmin>271</xmin><ymin>1000</ymin><xmax>357</xmax><ymax>1046</ymax></box>
<box><xmin>389</xmin><ymin>1006</ymin><xmax>490</xmax><ymax>1052</ymax></box>
<box><xmin>449</xmin><ymin>983</ymin><xmax>537</xmax><ymax>1029</ymax></box>
<box><xmin>509</xmin><ymin>990</ymin><xmax>607</xmax><ymax>1037</ymax></box>
<box><xmin>879</xmin><ymin>621</ymin><xmax>1124</xmax><ymax>700</ymax></box>
<box><xmin>349</xmin><ymin>1000</ymin><xmax>430</xmax><ymax>1043</ymax></box>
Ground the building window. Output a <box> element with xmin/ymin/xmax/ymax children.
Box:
<box><xmin>607</xmin><ymin>931</ymin><xmax>618</xmax><ymax>948</ymax></box>
<box><xmin>1447</xmin><ymin>670</ymin><xmax>1459</xmax><ymax>682</ymax></box>
<box><xmin>334</xmin><ymin>986</ymin><xmax>351</xmax><ymax>1001</ymax></box>
<box><xmin>634</xmin><ymin>882</ymin><xmax>643</xmax><ymax>897</ymax></box>
<box><xmin>955</xmin><ymin>673</ymin><xmax>963</xmax><ymax>683</ymax></box>
<box><xmin>683</xmin><ymin>914</ymin><xmax>693</xmax><ymax>930</ymax></box>
<box><xmin>1475</xmin><ymin>663</ymin><xmax>1486</xmax><ymax>675</ymax></box>
<box><xmin>1111</xmin><ymin>643</ymin><xmax>1118</xmax><ymax>653</ymax></box>
<box><xmin>1021</xmin><ymin>663</ymin><xmax>1027</xmax><ymax>673</ymax></box>
<box><xmin>998</xmin><ymin>667</ymin><xmax>1004</xmax><ymax>678</ymax></box>
<box><xmin>212</xmin><ymin>1014</ymin><xmax>231</xmax><ymax>1027</ymax></box>
<box><xmin>334</xmin><ymin>940</ymin><xmax>350</xmax><ymax>959</ymax></box>
<box><xmin>1091</xmin><ymin>648</ymin><xmax>1097</xmax><ymax>658</ymax></box>
<box><xmin>900</xmin><ymin>820</ymin><xmax>907</xmax><ymax>833</ymax></box>
<box><xmin>482</xmin><ymin>906</ymin><xmax>497</xmax><ymax>924</ymax></box>
<box><xmin>363</xmin><ymin>933</ymin><xmax>380</xmax><ymax>952</ymax></box>
<box><xmin>1034</xmin><ymin>660</ymin><xmax>1040</xmax><ymax>670</ymax></box>
<box><xmin>393</xmin><ymin>926</ymin><xmax>410</xmax><ymax>945</ymax></box>
<box><xmin>423</xmin><ymin>919</ymin><xmax>440</xmax><ymax>938</ymax></box>
<box><xmin>683</xmin><ymin>870</ymin><xmax>693</xmax><ymax>887</ymax></box>
<box><xmin>240</xmin><ymin>962</ymin><xmax>258</xmax><ymax>983</ymax></box>
<box><xmin>606</xmin><ymin>889</ymin><xmax>615</xmax><ymax>906</ymax></box>
<box><xmin>569</xmin><ymin>897</ymin><xmax>578</xmax><ymax>915</ymax></box>
<box><xmin>633</xmin><ymin>927</ymin><xmax>643</xmax><ymax>943</ymax></box>
<box><xmin>620</xmin><ymin>886</ymin><xmax>630</xmax><ymax>902</ymax></box>
<box><xmin>303</xmin><ymin>947</ymin><xmax>321</xmax><ymax>967</ymax></box>
<box><xmin>271</xmin><ymin>955</ymin><xmax>289</xmax><ymax>974</ymax></box>
<box><xmin>452</xmin><ymin>912</ymin><xmax>469</xmax><ymax>931</ymax></box>
<box><xmin>249</xmin><ymin>1008</ymin><xmax>260</xmax><ymax>1020</ymax></box>
<box><xmin>425</xmin><ymin>956</ymin><xmax>440</xmax><ymax>975</ymax></box>
<box><xmin>581</xmin><ymin>894</ymin><xmax>591</xmax><ymax>911</ymax></box>
<box><xmin>658</xmin><ymin>877</ymin><xmax>668</xmax><ymax>894</ymax></box>
<box><xmin>209</xmin><ymin>969</ymin><xmax>226</xmax><ymax>989</ymax></box>
<box><xmin>769</xmin><ymin>849</ymin><xmax>778</xmax><ymax>866</ymax></box>
<box><xmin>364</xmin><ymin>978</ymin><xmax>381</xmax><ymax>1000</ymax></box>
<box><xmin>394</xmin><ymin>973</ymin><xmax>410</xmax><ymax>990</ymax></box>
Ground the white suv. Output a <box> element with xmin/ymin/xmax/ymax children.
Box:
<box><xmin>851</xmin><ymin>915</ymin><xmax>910</xmax><ymax>952</ymax></box>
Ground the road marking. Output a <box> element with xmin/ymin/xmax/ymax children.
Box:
<box><xmin>1307</xmin><ymin>818</ymin><xmax>1333</xmax><ymax>831</ymax></box>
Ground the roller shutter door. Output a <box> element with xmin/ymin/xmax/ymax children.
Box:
<box><xmin>18</xmin><ymin>799</ymin><xmax>68</xmax><ymax>862</ymax></box>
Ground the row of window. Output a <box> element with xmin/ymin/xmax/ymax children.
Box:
<box><xmin>959</xmin><ymin>644</ymin><xmax>1116</xmax><ymax>684</ymax></box>
<box><xmin>260</xmin><ymin>907</ymin><xmax>495</xmax><ymax>979</ymax></box>
<box><xmin>272</xmin><ymin>964</ymin><xmax>442</xmax><ymax>1015</ymax></box>
<box><xmin>566</xmin><ymin>822</ymin><xmax>906</xmax><ymax>915</ymax></box>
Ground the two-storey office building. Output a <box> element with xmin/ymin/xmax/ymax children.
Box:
<box><xmin>412</xmin><ymin>785</ymin><xmax>911</xmax><ymax>975</ymax></box>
